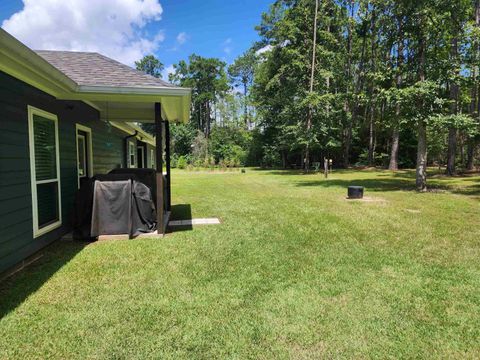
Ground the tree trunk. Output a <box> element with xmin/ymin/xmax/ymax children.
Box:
<box><xmin>368</xmin><ymin>103</ymin><xmax>375</xmax><ymax>166</ymax></box>
<box><xmin>367</xmin><ymin>6</ymin><xmax>377</xmax><ymax>167</ymax></box>
<box><xmin>305</xmin><ymin>0</ymin><xmax>319</xmax><ymax>172</ymax></box>
<box><xmin>467</xmin><ymin>142</ymin><xmax>476</xmax><ymax>170</ymax></box>
<box><xmin>342</xmin><ymin>1</ymin><xmax>354</xmax><ymax>168</ymax></box>
<box><xmin>282</xmin><ymin>150</ymin><xmax>287</xmax><ymax>169</ymax></box>
<box><xmin>446</xmin><ymin>16</ymin><xmax>459</xmax><ymax>176</ymax></box>
<box><xmin>389</xmin><ymin>130</ymin><xmax>400</xmax><ymax>170</ymax></box>
<box><xmin>416</xmin><ymin>121</ymin><xmax>428</xmax><ymax>191</ymax></box>
<box><xmin>343</xmin><ymin>7</ymin><xmax>369</xmax><ymax>168</ymax></box>
<box><xmin>446</xmin><ymin>127</ymin><xmax>457</xmax><ymax>175</ymax></box>
<box><xmin>205</xmin><ymin>101</ymin><xmax>211</xmax><ymax>139</ymax></box>
<box><xmin>243</xmin><ymin>81</ymin><xmax>248</xmax><ymax>129</ymax></box>
<box><xmin>389</xmin><ymin>18</ymin><xmax>404</xmax><ymax>171</ymax></box>
<box><xmin>467</xmin><ymin>0</ymin><xmax>480</xmax><ymax>171</ymax></box>
<box><xmin>416</xmin><ymin>32</ymin><xmax>427</xmax><ymax>191</ymax></box>
<box><xmin>460</xmin><ymin>135</ymin><xmax>465</xmax><ymax>167</ymax></box>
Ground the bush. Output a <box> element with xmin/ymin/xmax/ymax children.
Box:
<box><xmin>191</xmin><ymin>131</ymin><xmax>209</xmax><ymax>166</ymax></box>
<box><xmin>171</xmin><ymin>123</ymin><xmax>196</xmax><ymax>156</ymax></box>
<box><xmin>170</xmin><ymin>154</ymin><xmax>178</xmax><ymax>168</ymax></box>
<box><xmin>209</xmin><ymin>126</ymin><xmax>251</xmax><ymax>166</ymax></box>
<box><xmin>261</xmin><ymin>145</ymin><xmax>281</xmax><ymax>168</ymax></box>
<box><xmin>177</xmin><ymin>155</ymin><xmax>188</xmax><ymax>169</ymax></box>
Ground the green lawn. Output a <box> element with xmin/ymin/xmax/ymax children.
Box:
<box><xmin>1</xmin><ymin>169</ymin><xmax>480</xmax><ymax>358</ymax></box>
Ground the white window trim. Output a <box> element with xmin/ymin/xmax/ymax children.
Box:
<box><xmin>129</xmin><ymin>141</ymin><xmax>136</xmax><ymax>168</ymax></box>
<box><xmin>150</xmin><ymin>148</ymin><xmax>155</xmax><ymax>168</ymax></box>
<box><xmin>75</xmin><ymin>124</ymin><xmax>93</xmax><ymax>188</ymax></box>
<box><xmin>28</xmin><ymin>105</ymin><xmax>62</xmax><ymax>238</ymax></box>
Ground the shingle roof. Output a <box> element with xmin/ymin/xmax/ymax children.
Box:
<box><xmin>35</xmin><ymin>50</ymin><xmax>176</xmax><ymax>88</ymax></box>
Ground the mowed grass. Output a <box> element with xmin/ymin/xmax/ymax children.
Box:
<box><xmin>1</xmin><ymin>169</ymin><xmax>480</xmax><ymax>358</ymax></box>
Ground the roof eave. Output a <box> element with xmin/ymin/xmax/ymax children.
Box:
<box><xmin>0</xmin><ymin>29</ymin><xmax>78</xmax><ymax>96</ymax></box>
<box><xmin>76</xmin><ymin>85</ymin><xmax>191</xmax><ymax>97</ymax></box>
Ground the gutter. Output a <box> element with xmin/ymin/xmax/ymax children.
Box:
<box><xmin>77</xmin><ymin>85</ymin><xmax>191</xmax><ymax>97</ymax></box>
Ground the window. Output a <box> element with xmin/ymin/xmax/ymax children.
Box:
<box><xmin>76</xmin><ymin>124</ymin><xmax>93</xmax><ymax>188</ymax></box>
<box><xmin>77</xmin><ymin>134</ymin><xmax>86</xmax><ymax>175</ymax></box>
<box><xmin>137</xmin><ymin>146</ymin><xmax>145</xmax><ymax>168</ymax></box>
<box><xmin>129</xmin><ymin>141</ymin><xmax>136</xmax><ymax>168</ymax></box>
<box><xmin>28</xmin><ymin>106</ymin><xmax>62</xmax><ymax>237</ymax></box>
<box><xmin>150</xmin><ymin>148</ymin><xmax>155</xmax><ymax>168</ymax></box>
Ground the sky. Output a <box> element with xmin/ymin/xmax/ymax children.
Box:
<box><xmin>0</xmin><ymin>0</ymin><xmax>271</xmax><ymax>79</ymax></box>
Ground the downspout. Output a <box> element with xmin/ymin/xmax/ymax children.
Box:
<box><xmin>124</xmin><ymin>131</ymin><xmax>138</xmax><ymax>167</ymax></box>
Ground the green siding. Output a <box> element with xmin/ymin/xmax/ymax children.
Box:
<box><xmin>0</xmin><ymin>70</ymin><xmax>129</xmax><ymax>274</ymax></box>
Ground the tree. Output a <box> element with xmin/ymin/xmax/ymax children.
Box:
<box><xmin>170</xmin><ymin>55</ymin><xmax>229</xmax><ymax>138</ymax></box>
<box><xmin>228</xmin><ymin>49</ymin><xmax>258</xmax><ymax>128</ymax></box>
<box><xmin>135</xmin><ymin>55</ymin><xmax>165</xmax><ymax>135</ymax></box>
<box><xmin>305</xmin><ymin>0</ymin><xmax>319</xmax><ymax>172</ymax></box>
<box><xmin>162</xmin><ymin>0</ymin><xmax>480</xmax><ymax>181</ymax></box>
<box><xmin>135</xmin><ymin>55</ymin><xmax>164</xmax><ymax>78</ymax></box>
<box><xmin>253</xmin><ymin>0</ymin><xmax>347</xmax><ymax>169</ymax></box>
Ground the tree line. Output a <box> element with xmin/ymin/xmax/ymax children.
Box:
<box><xmin>136</xmin><ymin>0</ymin><xmax>480</xmax><ymax>191</ymax></box>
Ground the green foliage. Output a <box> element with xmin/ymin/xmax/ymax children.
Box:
<box><xmin>249</xmin><ymin>0</ymin><xmax>480</xmax><ymax>177</ymax></box>
<box><xmin>176</xmin><ymin>155</ymin><xmax>188</xmax><ymax>169</ymax></box>
<box><xmin>191</xmin><ymin>130</ymin><xmax>209</xmax><ymax>163</ymax></box>
<box><xmin>228</xmin><ymin>49</ymin><xmax>258</xmax><ymax>126</ymax></box>
<box><xmin>135</xmin><ymin>0</ymin><xmax>480</xmax><ymax>176</ymax></box>
<box><xmin>171</xmin><ymin>123</ymin><xmax>196</xmax><ymax>156</ymax></box>
<box><xmin>209</xmin><ymin>126</ymin><xmax>251</xmax><ymax>166</ymax></box>
<box><xmin>170</xmin><ymin>54</ymin><xmax>229</xmax><ymax>137</ymax></box>
<box><xmin>135</xmin><ymin>55</ymin><xmax>164</xmax><ymax>78</ymax></box>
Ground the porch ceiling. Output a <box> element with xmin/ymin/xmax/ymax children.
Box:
<box><xmin>85</xmin><ymin>95</ymin><xmax>190</xmax><ymax>123</ymax></box>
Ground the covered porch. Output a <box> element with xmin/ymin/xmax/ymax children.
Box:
<box><xmin>64</xmin><ymin>89</ymin><xmax>191</xmax><ymax>236</ymax></box>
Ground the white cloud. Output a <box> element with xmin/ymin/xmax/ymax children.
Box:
<box><xmin>162</xmin><ymin>64</ymin><xmax>175</xmax><ymax>81</ymax></box>
<box><xmin>176</xmin><ymin>31</ymin><xmax>187</xmax><ymax>45</ymax></box>
<box><xmin>223</xmin><ymin>38</ymin><xmax>232</xmax><ymax>55</ymax></box>
<box><xmin>255</xmin><ymin>45</ymin><xmax>273</xmax><ymax>55</ymax></box>
<box><xmin>2</xmin><ymin>0</ymin><xmax>164</xmax><ymax>66</ymax></box>
<box><xmin>154</xmin><ymin>30</ymin><xmax>166</xmax><ymax>43</ymax></box>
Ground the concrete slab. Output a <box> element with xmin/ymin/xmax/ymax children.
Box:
<box><xmin>169</xmin><ymin>218</ymin><xmax>221</xmax><ymax>226</ymax></box>
<box><xmin>97</xmin><ymin>232</ymin><xmax>164</xmax><ymax>241</ymax></box>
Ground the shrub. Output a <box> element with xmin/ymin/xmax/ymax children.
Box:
<box><xmin>170</xmin><ymin>154</ymin><xmax>178</xmax><ymax>169</ymax></box>
<box><xmin>171</xmin><ymin>123</ymin><xmax>196</xmax><ymax>156</ymax></box>
<box><xmin>192</xmin><ymin>131</ymin><xmax>209</xmax><ymax>162</ymax></box>
<box><xmin>177</xmin><ymin>155</ymin><xmax>188</xmax><ymax>169</ymax></box>
<box><xmin>261</xmin><ymin>145</ymin><xmax>281</xmax><ymax>168</ymax></box>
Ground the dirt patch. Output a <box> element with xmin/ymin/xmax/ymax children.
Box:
<box><xmin>427</xmin><ymin>188</ymin><xmax>447</xmax><ymax>193</ymax></box>
<box><xmin>345</xmin><ymin>196</ymin><xmax>387</xmax><ymax>203</ymax></box>
<box><xmin>405</xmin><ymin>209</ymin><xmax>421</xmax><ymax>214</ymax></box>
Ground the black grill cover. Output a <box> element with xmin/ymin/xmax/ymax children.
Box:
<box><xmin>109</xmin><ymin>168</ymin><xmax>157</xmax><ymax>206</ymax></box>
<box><xmin>72</xmin><ymin>173</ymin><xmax>156</xmax><ymax>240</ymax></box>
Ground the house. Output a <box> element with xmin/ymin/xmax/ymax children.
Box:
<box><xmin>0</xmin><ymin>29</ymin><xmax>191</xmax><ymax>274</ymax></box>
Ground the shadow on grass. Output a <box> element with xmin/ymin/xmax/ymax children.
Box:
<box><xmin>257</xmin><ymin>168</ymin><xmax>480</xmax><ymax>196</ymax></box>
<box><xmin>0</xmin><ymin>240</ymin><xmax>88</xmax><ymax>320</ymax></box>
<box><xmin>295</xmin><ymin>178</ymin><xmax>415</xmax><ymax>192</ymax></box>
<box><xmin>167</xmin><ymin>203</ymin><xmax>193</xmax><ymax>233</ymax></box>
<box><xmin>298</xmin><ymin>178</ymin><xmax>480</xmax><ymax>196</ymax></box>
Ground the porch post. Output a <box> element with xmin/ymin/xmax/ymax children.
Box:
<box><xmin>155</xmin><ymin>102</ymin><xmax>164</xmax><ymax>234</ymax></box>
<box><xmin>165</xmin><ymin>120</ymin><xmax>171</xmax><ymax>211</ymax></box>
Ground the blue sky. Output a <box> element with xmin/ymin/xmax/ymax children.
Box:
<box><xmin>0</xmin><ymin>0</ymin><xmax>271</xmax><ymax>77</ymax></box>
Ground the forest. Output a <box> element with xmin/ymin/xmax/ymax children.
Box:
<box><xmin>136</xmin><ymin>0</ymin><xmax>480</xmax><ymax>191</ymax></box>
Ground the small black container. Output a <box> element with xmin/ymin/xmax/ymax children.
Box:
<box><xmin>348</xmin><ymin>186</ymin><xmax>364</xmax><ymax>199</ymax></box>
